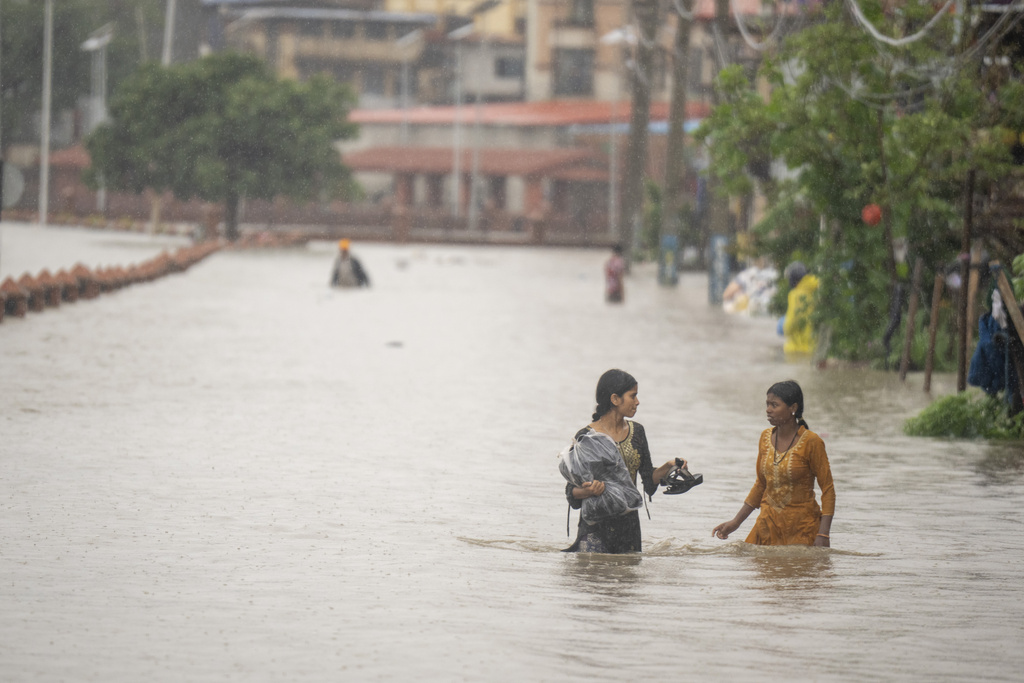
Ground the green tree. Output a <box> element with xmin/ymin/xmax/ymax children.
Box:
<box><xmin>85</xmin><ymin>52</ymin><xmax>358</xmax><ymax>240</ymax></box>
<box><xmin>1</xmin><ymin>0</ymin><xmax>164</xmax><ymax>148</ymax></box>
<box><xmin>696</xmin><ymin>1</ymin><xmax>1024</xmax><ymax>361</ymax></box>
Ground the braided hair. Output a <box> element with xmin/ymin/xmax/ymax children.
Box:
<box><xmin>767</xmin><ymin>380</ymin><xmax>809</xmax><ymax>430</ymax></box>
<box><xmin>592</xmin><ymin>369</ymin><xmax>637</xmax><ymax>421</ymax></box>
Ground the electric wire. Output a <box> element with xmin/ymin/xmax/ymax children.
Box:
<box><xmin>846</xmin><ymin>0</ymin><xmax>957</xmax><ymax>47</ymax></box>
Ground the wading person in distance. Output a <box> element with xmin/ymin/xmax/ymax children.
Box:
<box><xmin>604</xmin><ymin>245</ymin><xmax>626</xmax><ymax>303</ymax></box>
<box><xmin>330</xmin><ymin>239</ymin><xmax>370</xmax><ymax>288</ymax></box>
<box><xmin>713</xmin><ymin>380</ymin><xmax>835</xmax><ymax>546</ymax></box>
<box><xmin>560</xmin><ymin>369</ymin><xmax>683</xmax><ymax>553</ymax></box>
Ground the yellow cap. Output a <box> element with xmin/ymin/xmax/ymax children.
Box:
<box><xmin>338</xmin><ymin>239</ymin><xmax>350</xmax><ymax>250</ymax></box>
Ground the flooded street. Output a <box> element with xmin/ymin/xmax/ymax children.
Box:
<box><xmin>2</xmin><ymin>222</ymin><xmax>1023</xmax><ymax>682</ymax></box>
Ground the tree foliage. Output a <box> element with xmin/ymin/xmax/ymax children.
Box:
<box><xmin>696</xmin><ymin>1</ymin><xmax>1024</xmax><ymax>361</ymax></box>
<box><xmin>1</xmin><ymin>0</ymin><xmax>165</xmax><ymax>147</ymax></box>
<box><xmin>85</xmin><ymin>52</ymin><xmax>359</xmax><ymax>240</ymax></box>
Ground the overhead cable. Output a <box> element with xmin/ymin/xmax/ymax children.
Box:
<box><xmin>846</xmin><ymin>0</ymin><xmax>957</xmax><ymax>47</ymax></box>
<box><xmin>732</xmin><ymin>0</ymin><xmax>789</xmax><ymax>52</ymax></box>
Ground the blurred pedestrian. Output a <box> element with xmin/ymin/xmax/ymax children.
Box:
<box><xmin>782</xmin><ymin>261</ymin><xmax>819</xmax><ymax>355</ymax></box>
<box><xmin>560</xmin><ymin>369</ymin><xmax>683</xmax><ymax>553</ymax></box>
<box><xmin>713</xmin><ymin>380</ymin><xmax>835</xmax><ymax>546</ymax></box>
<box><xmin>604</xmin><ymin>244</ymin><xmax>626</xmax><ymax>303</ymax></box>
<box><xmin>330</xmin><ymin>239</ymin><xmax>370</xmax><ymax>288</ymax></box>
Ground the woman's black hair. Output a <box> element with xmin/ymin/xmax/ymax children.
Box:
<box><xmin>768</xmin><ymin>380</ymin><xmax>809</xmax><ymax>430</ymax></box>
<box><xmin>593</xmin><ymin>369</ymin><xmax>637</xmax><ymax>421</ymax></box>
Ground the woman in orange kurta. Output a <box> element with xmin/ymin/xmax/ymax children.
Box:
<box><xmin>713</xmin><ymin>381</ymin><xmax>835</xmax><ymax>546</ymax></box>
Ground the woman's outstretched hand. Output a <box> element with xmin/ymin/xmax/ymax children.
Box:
<box><xmin>712</xmin><ymin>520</ymin><xmax>740</xmax><ymax>540</ymax></box>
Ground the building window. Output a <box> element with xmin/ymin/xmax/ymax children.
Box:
<box><xmin>297</xmin><ymin>20</ymin><xmax>323</xmax><ymax>37</ymax></box>
<box><xmin>362</xmin><ymin>64</ymin><xmax>386</xmax><ymax>95</ymax></box>
<box><xmin>364</xmin><ymin>22</ymin><xmax>388</xmax><ymax>40</ymax></box>
<box><xmin>494</xmin><ymin>56</ymin><xmax>524</xmax><ymax>79</ymax></box>
<box><xmin>332</xmin><ymin>22</ymin><xmax>355</xmax><ymax>39</ymax></box>
<box><xmin>568</xmin><ymin>0</ymin><xmax>594</xmax><ymax>27</ymax></box>
<box><xmin>553</xmin><ymin>49</ymin><xmax>593</xmax><ymax>96</ymax></box>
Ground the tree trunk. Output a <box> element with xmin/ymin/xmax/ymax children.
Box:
<box><xmin>618</xmin><ymin>0</ymin><xmax>661</xmax><ymax>263</ymax></box>
<box><xmin>224</xmin><ymin>193</ymin><xmax>240</xmax><ymax>242</ymax></box>
<box><xmin>661</xmin><ymin>7</ymin><xmax>692</xmax><ymax>256</ymax></box>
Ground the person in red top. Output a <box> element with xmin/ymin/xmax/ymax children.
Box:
<box><xmin>604</xmin><ymin>244</ymin><xmax>626</xmax><ymax>303</ymax></box>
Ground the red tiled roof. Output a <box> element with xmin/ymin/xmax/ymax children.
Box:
<box><xmin>49</xmin><ymin>146</ymin><xmax>91</xmax><ymax>169</ymax></box>
<box><xmin>343</xmin><ymin>146</ymin><xmax>608</xmax><ymax>179</ymax></box>
<box><xmin>350</xmin><ymin>100</ymin><xmax>711</xmax><ymax>127</ymax></box>
<box><xmin>693</xmin><ymin>0</ymin><xmax>813</xmax><ymax>18</ymax></box>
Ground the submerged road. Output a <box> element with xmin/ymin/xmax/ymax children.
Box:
<box><xmin>2</xmin><ymin>222</ymin><xmax>1023</xmax><ymax>682</ymax></box>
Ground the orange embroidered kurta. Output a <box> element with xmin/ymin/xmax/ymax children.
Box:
<box><xmin>743</xmin><ymin>426</ymin><xmax>835</xmax><ymax>545</ymax></box>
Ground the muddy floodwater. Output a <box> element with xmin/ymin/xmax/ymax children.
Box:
<box><xmin>2</xmin><ymin>222</ymin><xmax>1023</xmax><ymax>682</ymax></box>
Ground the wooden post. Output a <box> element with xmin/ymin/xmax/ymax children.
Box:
<box><xmin>900</xmin><ymin>258</ymin><xmax>925</xmax><ymax>381</ymax></box>
<box><xmin>923</xmin><ymin>272</ymin><xmax>945</xmax><ymax>393</ymax></box>
<box><xmin>990</xmin><ymin>261</ymin><xmax>1024</xmax><ymax>400</ymax></box>
<box><xmin>965</xmin><ymin>242</ymin><xmax>983</xmax><ymax>353</ymax></box>
<box><xmin>957</xmin><ymin>169</ymin><xmax>975</xmax><ymax>392</ymax></box>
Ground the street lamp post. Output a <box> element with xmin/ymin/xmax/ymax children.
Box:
<box><xmin>448</xmin><ymin>24</ymin><xmax>473</xmax><ymax>220</ymax></box>
<box><xmin>448</xmin><ymin>1</ymin><xmax>502</xmax><ymax>223</ymax></box>
<box><xmin>600</xmin><ymin>27</ymin><xmax>636</xmax><ymax>240</ymax></box>
<box><xmin>396</xmin><ymin>28</ymin><xmax>424</xmax><ymax>145</ymax></box>
<box><xmin>162</xmin><ymin>0</ymin><xmax>177</xmax><ymax>65</ymax></box>
<box><xmin>467</xmin><ymin>36</ymin><xmax>489</xmax><ymax>233</ymax></box>
<box><xmin>39</xmin><ymin>0</ymin><xmax>54</xmax><ymax>227</ymax></box>
<box><xmin>83</xmin><ymin>24</ymin><xmax>115</xmax><ymax>213</ymax></box>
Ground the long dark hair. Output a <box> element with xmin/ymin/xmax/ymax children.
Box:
<box><xmin>768</xmin><ymin>380</ymin><xmax>809</xmax><ymax>430</ymax></box>
<box><xmin>593</xmin><ymin>369</ymin><xmax>637</xmax><ymax>421</ymax></box>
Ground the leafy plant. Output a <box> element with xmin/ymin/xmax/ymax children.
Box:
<box><xmin>695</xmin><ymin>1</ymin><xmax>1022</xmax><ymax>362</ymax></box>
<box><xmin>904</xmin><ymin>392</ymin><xmax>1024</xmax><ymax>440</ymax></box>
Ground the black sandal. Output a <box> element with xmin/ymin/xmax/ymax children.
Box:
<box><xmin>662</xmin><ymin>459</ymin><xmax>703</xmax><ymax>495</ymax></box>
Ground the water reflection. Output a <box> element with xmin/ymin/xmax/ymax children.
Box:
<box><xmin>741</xmin><ymin>545</ymin><xmax>835</xmax><ymax>590</ymax></box>
<box><xmin>975</xmin><ymin>443</ymin><xmax>1024</xmax><ymax>484</ymax></box>
<box><xmin>560</xmin><ymin>553</ymin><xmax>644</xmax><ymax>602</ymax></box>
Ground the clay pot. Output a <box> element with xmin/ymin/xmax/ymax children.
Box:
<box><xmin>2</xmin><ymin>277</ymin><xmax>30</xmax><ymax>317</ymax></box>
<box><xmin>55</xmin><ymin>269</ymin><xmax>80</xmax><ymax>303</ymax></box>
<box><xmin>71</xmin><ymin>263</ymin><xmax>100</xmax><ymax>299</ymax></box>
<box><xmin>36</xmin><ymin>269</ymin><xmax>62</xmax><ymax>307</ymax></box>
<box><xmin>17</xmin><ymin>274</ymin><xmax>46</xmax><ymax>312</ymax></box>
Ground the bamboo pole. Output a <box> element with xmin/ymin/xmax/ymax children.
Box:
<box><xmin>990</xmin><ymin>261</ymin><xmax>1024</xmax><ymax>401</ymax></box>
<box><xmin>957</xmin><ymin>169</ymin><xmax>975</xmax><ymax>392</ymax></box>
<box><xmin>923</xmin><ymin>272</ymin><xmax>945</xmax><ymax>393</ymax></box>
<box><xmin>900</xmin><ymin>257</ymin><xmax>924</xmax><ymax>381</ymax></box>
<box><xmin>965</xmin><ymin>242</ymin><xmax>983</xmax><ymax>353</ymax></box>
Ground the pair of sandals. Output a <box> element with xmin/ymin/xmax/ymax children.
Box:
<box><xmin>662</xmin><ymin>458</ymin><xmax>703</xmax><ymax>495</ymax></box>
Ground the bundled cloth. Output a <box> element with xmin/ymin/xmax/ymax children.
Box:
<box><xmin>558</xmin><ymin>429</ymin><xmax>643</xmax><ymax>524</ymax></box>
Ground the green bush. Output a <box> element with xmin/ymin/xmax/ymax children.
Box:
<box><xmin>904</xmin><ymin>392</ymin><xmax>1024</xmax><ymax>439</ymax></box>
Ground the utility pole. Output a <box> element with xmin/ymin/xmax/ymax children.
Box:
<box><xmin>39</xmin><ymin>0</ymin><xmax>54</xmax><ymax>227</ymax></box>
<box><xmin>618</xmin><ymin>0</ymin><xmax>661</xmax><ymax>263</ymax></box>
<box><xmin>1</xmin><ymin>0</ymin><xmax>5</xmax><ymax>224</ymax></box>
<box><xmin>957</xmin><ymin>169</ymin><xmax>975</xmax><ymax>392</ymax></box>
<box><xmin>705</xmin><ymin>0</ymin><xmax>732</xmax><ymax>302</ymax></box>
<box><xmin>660</xmin><ymin>3</ymin><xmax>693</xmax><ymax>285</ymax></box>
<box><xmin>162</xmin><ymin>0</ymin><xmax>177</xmax><ymax>66</ymax></box>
